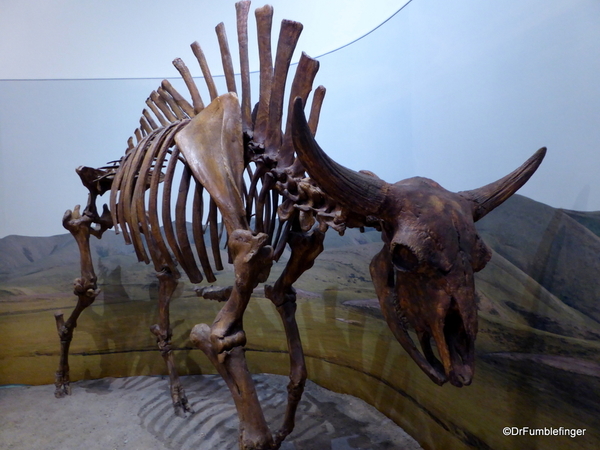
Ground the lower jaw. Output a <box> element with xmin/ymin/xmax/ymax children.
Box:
<box><xmin>447</xmin><ymin>367</ymin><xmax>473</xmax><ymax>387</ymax></box>
<box><xmin>449</xmin><ymin>377</ymin><xmax>464</xmax><ymax>388</ymax></box>
<box><xmin>422</xmin><ymin>353</ymin><xmax>473</xmax><ymax>387</ymax></box>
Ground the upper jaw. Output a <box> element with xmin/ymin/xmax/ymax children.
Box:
<box><xmin>418</xmin><ymin>326</ymin><xmax>475</xmax><ymax>388</ymax></box>
<box><xmin>385</xmin><ymin>280</ymin><xmax>476</xmax><ymax>387</ymax></box>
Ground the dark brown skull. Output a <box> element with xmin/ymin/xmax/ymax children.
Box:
<box><xmin>291</xmin><ymin>97</ymin><xmax>546</xmax><ymax>387</ymax></box>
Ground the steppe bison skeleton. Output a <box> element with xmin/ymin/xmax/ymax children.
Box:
<box><xmin>54</xmin><ymin>2</ymin><xmax>546</xmax><ymax>449</ymax></box>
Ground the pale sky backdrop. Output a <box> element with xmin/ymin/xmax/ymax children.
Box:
<box><xmin>1</xmin><ymin>0</ymin><xmax>599</xmax><ymax>238</ymax></box>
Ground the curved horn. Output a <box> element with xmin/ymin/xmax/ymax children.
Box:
<box><xmin>460</xmin><ymin>147</ymin><xmax>546</xmax><ymax>221</ymax></box>
<box><xmin>292</xmin><ymin>97</ymin><xmax>389</xmax><ymax>216</ymax></box>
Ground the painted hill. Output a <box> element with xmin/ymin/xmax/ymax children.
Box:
<box><xmin>477</xmin><ymin>194</ymin><xmax>600</xmax><ymax>326</ymax></box>
<box><xmin>1</xmin><ymin>194</ymin><xmax>599</xmax><ymax>449</ymax></box>
<box><xmin>2</xmin><ymin>195</ymin><xmax>600</xmax><ymax>341</ymax></box>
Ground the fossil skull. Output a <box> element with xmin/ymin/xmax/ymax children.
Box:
<box><xmin>291</xmin><ymin>97</ymin><xmax>546</xmax><ymax>387</ymax></box>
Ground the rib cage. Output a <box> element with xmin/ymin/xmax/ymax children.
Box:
<box><xmin>100</xmin><ymin>2</ymin><xmax>326</xmax><ymax>285</ymax></box>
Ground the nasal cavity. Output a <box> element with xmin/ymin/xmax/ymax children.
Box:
<box><xmin>391</xmin><ymin>243</ymin><xmax>420</xmax><ymax>272</ymax></box>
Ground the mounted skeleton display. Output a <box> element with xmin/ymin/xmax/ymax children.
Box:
<box><xmin>54</xmin><ymin>2</ymin><xmax>546</xmax><ymax>449</ymax></box>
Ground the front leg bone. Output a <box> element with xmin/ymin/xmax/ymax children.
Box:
<box><xmin>191</xmin><ymin>229</ymin><xmax>276</xmax><ymax>449</ymax></box>
<box><xmin>209</xmin><ymin>230</ymin><xmax>273</xmax><ymax>355</ymax></box>
<box><xmin>264</xmin><ymin>228</ymin><xmax>325</xmax><ymax>444</ymax></box>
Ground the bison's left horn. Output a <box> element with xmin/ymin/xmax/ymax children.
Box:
<box><xmin>459</xmin><ymin>147</ymin><xmax>546</xmax><ymax>221</ymax></box>
<box><xmin>291</xmin><ymin>97</ymin><xmax>389</xmax><ymax>217</ymax></box>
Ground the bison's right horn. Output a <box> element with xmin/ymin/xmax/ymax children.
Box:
<box><xmin>291</xmin><ymin>97</ymin><xmax>389</xmax><ymax>217</ymax></box>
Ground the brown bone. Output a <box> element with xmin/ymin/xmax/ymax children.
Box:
<box><xmin>190</xmin><ymin>41</ymin><xmax>219</xmax><ymax>103</ymax></box>
<box><xmin>175</xmin><ymin>92</ymin><xmax>248</xmax><ymax>235</ymax></box>
<box><xmin>460</xmin><ymin>146</ymin><xmax>547</xmax><ymax>220</ymax></box>
<box><xmin>216</xmin><ymin>22</ymin><xmax>238</xmax><ymax>95</ymax></box>
<box><xmin>236</xmin><ymin>0</ymin><xmax>252</xmax><ymax>132</ymax></box>
<box><xmin>253</xmin><ymin>5</ymin><xmax>274</xmax><ymax>146</ymax></box>
<box><xmin>57</xmin><ymin>3</ymin><xmax>547</xmax><ymax>449</ymax></box>
<box><xmin>291</xmin><ymin>95</ymin><xmax>546</xmax><ymax>388</ymax></box>
<box><xmin>264</xmin><ymin>19</ymin><xmax>304</xmax><ymax>158</ymax></box>
<box><xmin>291</xmin><ymin>97</ymin><xmax>389</xmax><ymax>216</ymax></box>
<box><xmin>172</xmin><ymin>58</ymin><xmax>205</xmax><ymax>114</ymax></box>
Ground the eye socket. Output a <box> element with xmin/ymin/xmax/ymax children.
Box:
<box><xmin>391</xmin><ymin>243</ymin><xmax>420</xmax><ymax>272</ymax></box>
<box><xmin>470</xmin><ymin>235</ymin><xmax>492</xmax><ymax>272</ymax></box>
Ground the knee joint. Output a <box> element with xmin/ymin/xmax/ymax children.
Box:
<box><xmin>211</xmin><ymin>329</ymin><xmax>246</xmax><ymax>354</ymax></box>
<box><xmin>150</xmin><ymin>324</ymin><xmax>172</xmax><ymax>354</ymax></box>
<box><xmin>265</xmin><ymin>284</ymin><xmax>297</xmax><ymax>308</ymax></box>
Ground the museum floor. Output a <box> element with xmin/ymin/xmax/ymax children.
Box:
<box><xmin>0</xmin><ymin>373</ymin><xmax>422</xmax><ymax>450</ymax></box>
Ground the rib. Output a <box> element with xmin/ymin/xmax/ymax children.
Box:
<box><xmin>132</xmin><ymin>126</ymin><xmax>179</xmax><ymax>271</ymax></box>
<box><xmin>256</xmin><ymin>175</ymin><xmax>275</xmax><ymax>234</ymax></box>
<box><xmin>208</xmin><ymin>198</ymin><xmax>224</xmax><ymax>270</ymax></box>
<box><xmin>146</xmin><ymin>124</ymin><xmax>187</xmax><ymax>274</ymax></box>
<box><xmin>246</xmin><ymin>164</ymin><xmax>269</xmax><ymax>229</ymax></box>
<box><xmin>268</xmin><ymin>188</ymin><xmax>279</xmax><ymax>245</ymax></box>
<box><xmin>192</xmin><ymin>181</ymin><xmax>217</xmax><ymax>282</ymax></box>
<box><xmin>176</xmin><ymin>166</ymin><xmax>209</xmax><ymax>281</ymax></box>
<box><xmin>273</xmin><ymin>220</ymin><xmax>291</xmax><ymax>261</ymax></box>
<box><xmin>161</xmin><ymin>146</ymin><xmax>204</xmax><ymax>283</ymax></box>
<box><xmin>120</xmin><ymin>134</ymin><xmax>154</xmax><ymax>263</ymax></box>
<box><xmin>109</xmin><ymin>154</ymin><xmax>130</xmax><ymax>239</ymax></box>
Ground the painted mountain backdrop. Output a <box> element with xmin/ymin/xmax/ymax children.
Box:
<box><xmin>1</xmin><ymin>194</ymin><xmax>599</xmax><ymax>450</ymax></box>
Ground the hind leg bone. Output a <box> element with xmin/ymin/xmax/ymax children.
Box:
<box><xmin>55</xmin><ymin>198</ymin><xmax>111</xmax><ymax>397</ymax></box>
<box><xmin>150</xmin><ymin>267</ymin><xmax>194</xmax><ymax>416</ymax></box>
